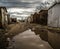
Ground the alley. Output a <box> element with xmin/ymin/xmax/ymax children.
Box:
<box><xmin>0</xmin><ymin>0</ymin><xmax>60</xmax><ymax>49</ymax></box>
<box><xmin>8</xmin><ymin>29</ymin><xmax>53</xmax><ymax>49</ymax></box>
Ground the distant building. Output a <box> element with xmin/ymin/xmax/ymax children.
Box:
<box><xmin>48</xmin><ymin>2</ymin><xmax>60</xmax><ymax>27</ymax></box>
<box><xmin>38</xmin><ymin>10</ymin><xmax>48</xmax><ymax>25</ymax></box>
<box><xmin>32</xmin><ymin>12</ymin><xmax>38</xmax><ymax>23</ymax></box>
<box><xmin>0</xmin><ymin>7</ymin><xmax>8</xmax><ymax>28</ymax></box>
<box><xmin>27</xmin><ymin>14</ymin><xmax>33</xmax><ymax>23</ymax></box>
<box><xmin>7</xmin><ymin>14</ymin><xmax>11</xmax><ymax>24</ymax></box>
<box><xmin>32</xmin><ymin>10</ymin><xmax>48</xmax><ymax>25</ymax></box>
<box><xmin>10</xmin><ymin>18</ymin><xmax>17</xmax><ymax>23</ymax></box>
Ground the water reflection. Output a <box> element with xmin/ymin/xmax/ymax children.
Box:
<box><xmin>31</xmin><ymin>27</ymin><xmax>60</xmax><ymax>49</ymax></box>
<box><xmin>31</xmin><ymin>27</ymin><xmax>48</xmax><ymax>41</ymax></box>
<box><xmin>9</xmin><ymin>29</ymin><xmax>52</xmax><ymax>49</ymax></box>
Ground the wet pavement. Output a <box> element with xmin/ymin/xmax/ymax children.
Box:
<box><xmin>8</xmin><ymin>29</ymin><xmax>53</xmax><ymax>49</ymax></box>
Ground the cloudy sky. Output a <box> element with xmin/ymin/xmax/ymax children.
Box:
<box><xmin>0</xmin><ymin>0</ymin><xmax>56</xmax><ymax>19</ymax></box>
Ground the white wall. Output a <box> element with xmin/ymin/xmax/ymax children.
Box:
<box><xmin>56</xmin><ymin>0</ymin><xmax>60</xmax><ymax>2</ymax></box>
<box><xmin>48</xmin><ymin>4</ymin><xmax>60</xmax><ymax>27</ymax></box>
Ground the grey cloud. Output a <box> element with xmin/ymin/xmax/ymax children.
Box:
<box><xmin>9</xmin><ymin>11</ymin><xmax>34</xmax><ymax>15</ymax></box>
<box><xmin>0</xmin><ymin>0</ymin><xmax>56</xmax><ymax>18</ymax></box>
<box><xmin>0</xmin><ymin>2</ymin><xmax>32</xmax><ymax>8</ymax></box>
<box><xmin>0</xmin><ymin>0</ymin><xmax>42</xmax><ymax>8</ymax></box>
<box><xmin>0</xmin><ymin>0</ymin><xmax>55</xmax><ymax>8</ymax></box>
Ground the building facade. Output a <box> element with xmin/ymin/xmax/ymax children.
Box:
<box><xmin>32</xmin><ymin>10</ymin><xmax>48</xmax><ymax>25</ymax></box>
<box><xmin>0</xmin><ymin>7</ymin><xmax>8</xmax><ymax>28</ymax></box>
<box><xmin>48</xmin><ymin>3</ymin><xmax>60</xmax><ymax>27</ymax></box>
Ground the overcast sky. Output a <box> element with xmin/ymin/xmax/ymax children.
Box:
<box><xmin>0</xmin><ymin>0</ymin><xmax>56</xmax><ymax>19</ymax></box>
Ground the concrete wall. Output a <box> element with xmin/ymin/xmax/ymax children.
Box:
<box><xmin>1</xmin><ymin>8</ymin><xmax>8</xmax><ymax>27</ymax></box>
<box><xmin>48</xmin><ymin>4</ymin><xmax>60</xmax><ymax>27</ymax></box>
<box><xmin>0</xmin><ymin>7</ymin><xmax>8</xmax><ymax>28</ymax></box>
<box><xmin>56</xmin><ymin>0</ymin><xmax>60</xmax><ymax>2</ymax></box>
<box><xmin>47</xmin><ymin>3</ymin><xmax>60</xmax><ymax>49</ymax></box>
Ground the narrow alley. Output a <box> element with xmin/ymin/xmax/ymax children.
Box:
<box><xmin>0</xmin><ymin>0</ymin><xmax>60</xmax><ymax>49</ymax></box>
<box><xmin>8</xmin><ymin>29</ymin><xmax>53</xmax><ymax>49</ymax></box>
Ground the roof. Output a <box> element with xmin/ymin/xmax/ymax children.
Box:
<box><xmin>39</xmin><ymin>10</ymin><xmax>48</xmax><ymax>13</ymax></box>
<box><xmin>0</xmin><ymin>6</ymin><xmax>7</xmax><ymax>12</ymax></box>
<box><xmin>48</xmin><ymin>2</ymin><xmax>60</xmax><ymax>10</ymax></box>
<box><xmin>0</xmin><ymin>6</ymin><xmax>6</xmax><ymax>9</ymax></box>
